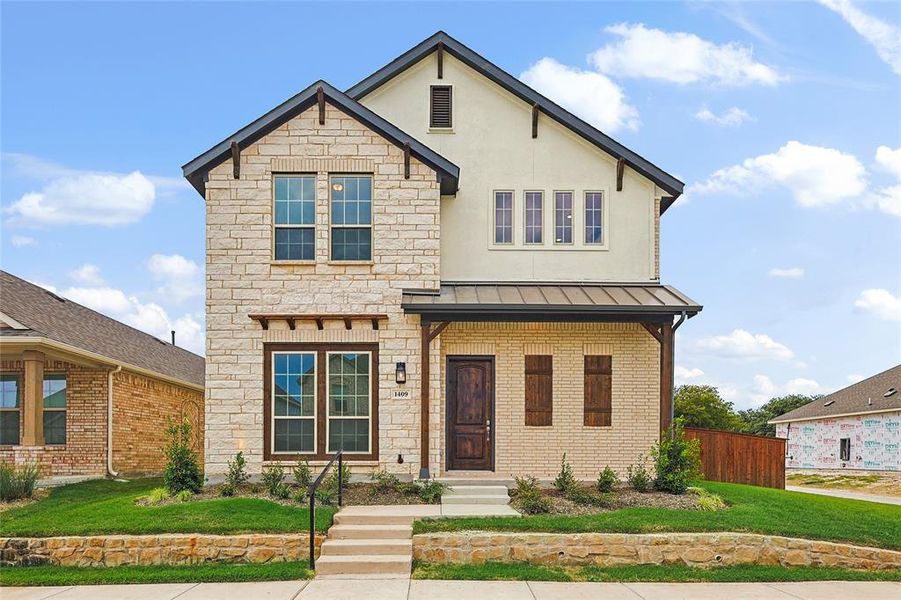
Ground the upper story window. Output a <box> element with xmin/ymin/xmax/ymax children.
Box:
<box><xmin>274</xmin><ymin>175</ymin><xmax>315</xmax><ymax>261</ymax></box>
<box><xmin>585</xmin><ymin>192</ymin><xmax>603</xmax><ymax>245</ymax></box>
<box><xmin>0</xmin><ymin>374</ymin><xmax>20</xmax><ymax>445</ymax></box>
<box><xmin>430</xmin><ymin>85</ymin><xmax>453</xmax><ymax>129</ymax></box>
<box><xmin>554</xmin><ymin>191</ymin><xmax>573</xmax><ymax>244</ymax></box>
<box><xmin>524</xmin><ymin>191</ymin><xmax>543</xmax><ymax>244</ymax></box>
<box><xmin>494</xmin><ymin>191</ymin><xmax>513</xmax><ymax>244</ymax></box>
<box><xmin>43</xmin><ymin>374</ymin><xmax>66</xmax><ymax>445</ymax></box>
<box><xmin>330</xmin><ymin>175</ymin><xmax>372</xmax><ymax>261</ymax></box>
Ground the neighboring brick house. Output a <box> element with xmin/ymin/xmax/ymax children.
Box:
<box><xmin>0</xmin><ymin>271</ymin><xmax>204</xmax><ymax>478</ymax></box>
<box><xmin>184</xmin><ymin>32</ymin><xmax>701</xmax><ymax>480</ymax></box>
<box><xmin>771</xmin><ymin>365</ymin><xmax>900</xmax><ymax>473</ymax></box>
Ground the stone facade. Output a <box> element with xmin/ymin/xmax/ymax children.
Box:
<box><xmin>413</xmin><ymin>532</ymin><xmax>901</xmax><ymax>571</ymax></box>
<box><xmin>0</xmin><ymin>533</ymin><xmax>323</xmax><ymax>567</ymax></box>
<box><xmin>439</xmin><ymin>322</ymin><xmax>659</xmax><ymax>478</ymax></box>
<box><xmin>204</xmin><ymin>103</ymin><xmax>441</xmax><ymax>476</ymax></box>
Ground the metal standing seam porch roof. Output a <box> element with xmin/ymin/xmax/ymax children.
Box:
<box><xmin>401</xmin><ymin>283</ymin><xmax>702</xmax><ymax>322</ymax></box>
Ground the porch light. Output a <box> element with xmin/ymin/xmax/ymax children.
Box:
<box><xmin>395</xmin><ymin>362</ymin><xmax>407</xmax><ymax>385</ymax></box>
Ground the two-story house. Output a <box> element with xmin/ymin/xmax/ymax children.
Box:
<box><xmin>184</xmin><ymin>32</ymin><xmax>701</xmax><ymax>480</ymax></box>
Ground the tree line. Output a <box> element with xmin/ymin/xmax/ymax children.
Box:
<box><xmin>674</xmin><ymin>385</ymin><xmax>819</xmax><ymax>437</ymax></box>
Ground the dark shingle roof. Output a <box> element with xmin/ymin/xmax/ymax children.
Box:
<box><xmin>770</xmin><ymin>364</ymin><xmax>901</xmax><ymax>423</ymax></box>
<box><xmin>0</xmin><ymin>271</ymin><xmax>204</xmax><ymax>387</ymax></box>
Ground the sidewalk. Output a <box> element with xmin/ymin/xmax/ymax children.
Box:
<box><xmin>5</xmin><ymin>579</ymin><xmax>901</xmax><ymax>600</ymax></box>
<box><xmin>786</xmin><ymin>485</ymin><xmax>901</xmax><ymax>505</ymax></box>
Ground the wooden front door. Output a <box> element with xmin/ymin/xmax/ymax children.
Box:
<box><xmin>446</xmin><ymin>357</ymin><xmax>494</xmax><ymax>471</ymax></box>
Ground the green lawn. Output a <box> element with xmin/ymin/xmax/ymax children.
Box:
<box><xmin>0</xmin><ymin>478</ymin><xmax>336</xmax><ymax>537</ymax></box>
<box><xmin>413</xmin><ymin>561</ymin><xmax>901</xmax><ymax>583</ymax></box>
<box><xmin>0</xmin><ymin>562</ymin><xmax>312</xmax><ymax>587</ymax></box>
<box><xmin>414</xmin><ymin>481</ymin><xmax>901</xmax><ymax>551</ymax></box>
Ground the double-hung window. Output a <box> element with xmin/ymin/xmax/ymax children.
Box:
<box><xmin>494</xmin><ymin>191</ymin><xmax>513</xmax><ymax>244</ymax></box>
<box><xmin>0</xmin><ymin>375</ymin><xmax>20</xmax><ymax>445</ymax></box>
<box><xmin>272</xmin><ymin>353</ymin><xmax>316</xmax><ymax>454</ymax></box>
<box><xmin>327</xmin><ymin>352</ymin><xmax>371</xmax><ymax>453</ymax></box>
<box><xmin>585</xmin><ymin>192</ymin><xmax>603</xmax><ymax>245</ymax></box>
<box><xmin>274</xmin><ymin>175</ymin><xmax>315</xmax><ymax>261</ymax></box>
<box><xmin>42</xmin><ymin>374</ymin><xmax>66</xmax><ymax>445</ymax></box>
<box><xmin>330</xmin><ymin>176</ymin><xmax>372</xmax><ymax>261</ymax></box>
<box><xmin>554</xmin><ymin>191</ymin><xmax>573</xmax><ymax>244</ymax></box>
<box><xmin>524</xmin><ymin>191</ymin><xmax>543</xmax><ymax>244</ymax></box>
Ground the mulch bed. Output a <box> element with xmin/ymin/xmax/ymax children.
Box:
<box><xmin>0</xmin><ymin>488</ymin><xmax>49</xmax><ymax>512</ymax></box>
<box><xmin>516</xmin><ymin>485</ymin><xmax>702</xmax><ymax>516</ymax></box>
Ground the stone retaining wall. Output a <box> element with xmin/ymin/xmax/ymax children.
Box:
<box><xmin>413</xmin><ymin>532</ymin><xmax>901</xmax><ymax>571</ymax></box>
<box><xmin>1</xmin><ymin>533</ymin><xmax>324</xmax><ymax>567</ymax></box>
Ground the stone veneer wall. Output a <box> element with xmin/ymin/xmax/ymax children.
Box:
<box><xmin>413</xmin><ymin>532</ymin><xmax>901</xmax><ymax>571</ymax></box>
<box><xmin>112</xmin><ymin>371</ymin><xmax>204</xmax><ymax>475</ymax></box>
<box><xmin>439</xmin><ymin>322</ymin><xmax>659</xmax><ymax>478</ymax></box>
<box><xmin>0</xmin><ymin>359</ymin><xmax>108</xmax><ymax>476</ymax></box>
<box><xmin>204</xmin><ymin>103</ymin><xmax>441</xmax><ymax>476</ymax></box>
<box><xmin>1</xmin><ymin>533</ymin><xmax>324</xmax><ymax>567</ymax></box>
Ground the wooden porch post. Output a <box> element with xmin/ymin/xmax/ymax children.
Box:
<box><xmin>660</xmin><ymin>322</ymin><xmax>674</xmax><ymax>435</ymax></box>
<box><xmin>419</xmin><ymin>321</ymin><xmax>431</xmax><ymax>479</ymax></box>
<box><xmin>21</xmin><ymin>350</ymin><xmax>45</xmax><ymax>446</ymax></box>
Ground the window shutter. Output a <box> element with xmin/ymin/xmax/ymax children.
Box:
<box><xmin>525</xmin><ymin>355</ymin><xmax>552</xmax><ymax>426</ymax></box>
<box><xmin>584</xmin><ymin>355</ymin><xmax>612</xmax><ymax>427</ymax></box>
<box><xmin>430</xmin><ymin>86</ymin><xmax>452</xmax><ymax>128</ymax></box>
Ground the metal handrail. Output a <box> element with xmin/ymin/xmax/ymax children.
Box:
<box><xmin>307</xmin><ymin>450</ymin><xmax>343</xmax><ymax>569</ymax></box>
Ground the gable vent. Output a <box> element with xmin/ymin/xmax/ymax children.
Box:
<box><xmin>430</xmin><ymin>85</ymin><xmax>452</xmax><ymax>128</ymax></box>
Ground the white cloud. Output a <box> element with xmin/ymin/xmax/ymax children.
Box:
<box><xmin>9</xmin><ymin>235</ymin><xmax>36</xmax><ymax>247</ymax></box>
<box><xmin>694</xmin><ymin>329</ymin><xmax>795</xmax><ymax>361</ymax></box>
<box><xmin>768</xmin><ymin>267</ymin><xmax>805</xmax><ymax>279</ymax></box>
<box><xmin>147</xmin><ymin>254</ymin><xmax>202</xmax><ymax>303</ymax></box>
<box><xmin>819</xmin><ymin>0</ymin><xmax>901</xmax><ymax>75</ymax></box>
<box><xmin>520</xmin><ymin>58</ymin><xmax>640</xmax><ymax>132</ymax></box>
<box><xmin>589</xmin><ymin>23</ymin><xmax>786</xmax><ymax>86</ymax></box>
<box><xmin>868</xmin><ymin>146</ymin><xmax>901</xmax><ymax>217</ymax></box>
<box><xmin>854</xmin><ymin>288</ymin><xmax>901</xmax><ymax>321</ymax></box>
<box><xmin>675</xmin><ymin>366</ymin><xmax>705</xmax><ymax>384</ymax></box>
<box><xmin>69</xmin><ymin>264</ymin><xmax>105</xmax><ymax>286</ymax></box>
<box><xmin>749</xmin><ymin>374</ymin><xmax>823</xmax><ymax>405</ymax></box>
<box><xmin>694</xmin><ymin>106</ymin><xmax>754</xmax><ymax>127</ymax></box>
<box><xmin>875</xmin><ymin>146</ymin><xmax>901</xmax><ymax>178</ymax></box>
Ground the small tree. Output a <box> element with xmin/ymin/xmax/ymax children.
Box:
<box><xmin>596</xmin><ymin>466</ymin><xmax>619</xmax><ymax>493</ymax></box>
<box><xmin>553</xmin><ymin>453</ymin><xmax>577</xmax><ymax>491</ymax></box>
<box><xmin>221</xmin><ymin>452</ymin><xmax>249</xmax><ymax>496</ymax></box>
<box><xmin>162</xmin><ymin>418</ymin><xmax>202</xmax><ymax>494</ymax></box>
<box><xmin>651</xmin><ymin>419</ymin><xmax>701</xmax><ymax>495</ymax></box>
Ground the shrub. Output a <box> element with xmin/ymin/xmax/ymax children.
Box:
<box><xmin>162</xmin><ymin>418</ymin><xmax>202</xmax><ymax>494</ymax></box>
<box><xmin>416</xmin><ymin>479</ymin><xmax>447</xmax><ymax>503</ymax></box>
<box><xmin>315</xmin><ymin>479</ymin><xmax>337</xmax><ymax>505</ymax></box>
<box><xmin>396</xmin><ymin>481</ymin><xmax>421</xmax><ymax>496</ymax></box>
<box><xmin>565</xmin><ymin>486</ymin><xmax>612</xmax><ymax>508</ymax></box>
<box><xmin>553</xmin><ymin>453</ymin><xmax>577</xmax><ymax>491</ymax></box>
<box><xmin>174</xmin><ymin>489</ymin><xmax>193</xmax><ymax>503</ymax></box>
<box><xmin>512</xmin><ymin>475</ymin><xmax>541</xmax><ymax>498</ymax></box>
<box><xmin>261</xmin><ymin>465</ymin><xmax>286</xmax><ymax>497</ymax></box>
<box><xmin>651</xmin><ymin>419</ymin><xmax>702</xmax><ymax>495</ymax></box>
<box><xmin>511</xmin><ymin>475</ymin><xmax>551</xmax><ymax>514</ymax></box>
<box><xmin>220</xmin><ymin>483</ymin><xmax>236</xmax><ymax>497</ymax></box>
<box><xmin>596</xmin><ymin>466</ymin><xmax>619</xmax><ymax>493</ymax></box>
<box><xmin>324</xmin><ymin>461</ymin><xmax>351</xmax><ymax>493</ymax></box>
<box><xmin>627</xmin><ymin>462</ymin><xmax>652</xmax><ymax>493</ymax></box>
<box><xmin>138</xmin><ymin>487</ymin><xmax>171</xmax><ymax>505</ymax></box>
<box><xmin>371</xmin><ymin>469</ymin><xmax>401</xmax><ymax>491</ymax></box>
<box><xmin>293</xmin><ymin>489</ymin><xmax>308</xmax><ymax>504</ymax></box>
<box><xmin>0</xmin><ymin>463</ymin><xmax>40</xmax><ymax>502</ymax></box>
<box><xmin>272</xmin><ymin>483</ymin><xmax>291</xmax><ymax>500</ymax></box>
<box><xmin>688</xmin><ymin>486</ymin><xmax>727</xmax><ymax>512</ymax></box>
<box><xmin>225</xmin><ymin>452</ymin><xmax>250</xmax><ymax>490</ymax></box>
<box><xmin>292</xmin><ymin>461</ymin><xmax>312</xmax><ymax>489</ymax></box>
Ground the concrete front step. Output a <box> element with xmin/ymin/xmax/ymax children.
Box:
<box><xmin>333</xmin><ymin>512</ymin><xmax>414</xmax><ymax>526</ymax></box>
<box><xmin>444</xmin><ymin>485</ymin><xmax>509</xmax><ymax>496</ymax></box>
<box><xmin>315</xmin><ymin>554</ymin><xmax>411</xmax><ymax>576</ymax></box>
<box><xmin>320</xmin><ymin>538</ymin><xmax>412</xmax><ymax>556</ymax></box>
<box><xmin>326</xmin><ymin>523</ymin><xmax>412</xmax><ymax>540</ymax></box>
<box><xmin>441</xmin><ymin>494</ymin><xmax>510</xmax><ymax>505</ymax></box>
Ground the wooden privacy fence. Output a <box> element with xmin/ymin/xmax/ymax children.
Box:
<box><xmin>684</xmin><ymin>427</ymin><xmax>786</xmax><ymax>489</ymax></box>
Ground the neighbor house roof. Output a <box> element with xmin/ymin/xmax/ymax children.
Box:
<box><xmin>0</xmin><ymin>271</ymin><xmax>204</xmax><ymax>388</ymax></box>
<box><xmin>401</xmin><ymin>283</ymin><xmax>701</xmax><ymax>322</ymax></box>
<box><xmin>770</xmin><ymin>364</ymin><xmax>901</xmax><ymax>424</ymax></box>
<box><xmin>183</xmin><ymin>80</ymin><xmax>460</xmax><ymax>197</ymax></box>
<box><xmin>346</xmin><ymin>31</ymin><xmax>685</xmax><ymax>211</ymax></box>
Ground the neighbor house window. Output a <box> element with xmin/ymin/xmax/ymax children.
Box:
<box><xmin>330</xmin><ymin>175</ymin><xmax>372</xmax><ymax>261</ymax></box>
<box><xmin>42</xmin><ymin>374</ymin><xmax>66</xmax><ymax>445</ymax></box>
<box><xmin>584</xmin><ymin>355</ymin><xmax>612</xmax><ymax>427</ymax></box>
<box><xmin>554</xmin><ymin>191</ymin><xmax>573</xmax><ymax>244</ymax></box>
<box><xmin>0</xmin><ymin>375</ymin><xmax>20</xmax><ymax>445</ymax></box>
<box><xmin>430</xmin><ymin>85</ymin><xmax>452</xmax><ymax>128</ymax></box>
<box><xmin>274</xmin><ymin>175</ymin><xmax>316</xmax><ymax>261</ymax></box>
<box><xmin>840</xmin><ymin>437</ymin><xmax>851</xmax><ymax>462</ymax></box>
<box><xmin>524</xmin><ymin>191</ymin><xmax>543</xmax><ymax>244</ymax></box>
<box><xmin>272</xmin><ymin>353</ymin><xmax>316</xmax><ymax>453</ymax></box>
<box><xmin>585</xmin><ymin>192</ymin><xmax>603</xmax><ymax>245</ymax></box>
<box><xmin>524</xmin><ymin>355</ymin><xmax>552</xmax><ymax>426</ymax></box>
<box><xmin>327</xmin><ymin>352</ymin><xmax>371</xmax><ymax>453</ymax></box>
<box><xmin>494</xmin><ymin>191</ymin><xmax>513</xmax><ymax>244</ymax></box>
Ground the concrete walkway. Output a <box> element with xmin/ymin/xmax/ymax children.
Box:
<box><xmin>786</xmin><ymin>485</ymin><xmax>901</xmax><ymax>505</ymax></box>
<box><xmin>5</xmin><ymin>579</ymin><xmax>901</xmax><ymax>599</ymax></box>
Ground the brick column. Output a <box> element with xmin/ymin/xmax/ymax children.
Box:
<box><xmin>21</xmin><ymin>350</ymin><xmax>45</xmax><ymax>446</ymax></box>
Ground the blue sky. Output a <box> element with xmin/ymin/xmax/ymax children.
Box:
<box><xmin>2</xmin><ymin>1</ymin><xmax>899</xmax><ymax>409</ymax></box>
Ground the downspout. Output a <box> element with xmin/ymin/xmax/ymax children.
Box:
<box><xmin>670</xmin><ymin>311</ymin><xmax>688</xmax><ymax>430</ymax></box>
<box><xmin>107</xmin><ymin>366</ymin><xmax>122</xmax><ymax>477</ymax></box>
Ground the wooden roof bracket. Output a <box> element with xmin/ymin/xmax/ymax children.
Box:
<box><xmin>428</xmin><ymin>321</ymin><xmax>450</xmax><ymax>342</ymax></box>
<box><xmin>616</xmin><ymin>157</ymin><xmax>625</xmax><ymax>192</ymax></box>
<box><xmin>531</xmin><ymin>103</ymin><xmax>539</xmax><ymax>139</ymax></box>
<box><xmin>404</xmin><ymin>142</ymin><xmax>411</xmax><ymax>179</ymax></box>
<box><xmin>317</xmin><ymin>85</ymin><xmax>325</xmax><ymax>125</ymax></box>
<box><xmin>437</xmin><ymin>42</ymin><xmax>444</xmax><ymax>79</ymax></box>
<box><xmin>230</xmin><ymin>141</ymin><xmax>240</xmax><ymax>179</ymax></box>
<box><xmin>249</xmin><ymin>313</ymin><xmax>389</xmax><ymax>331</ymax></box>
<box><xmin>640</xmin><ymin>322</ymin><xmax>663</xmax><ymax>344</ymax></box>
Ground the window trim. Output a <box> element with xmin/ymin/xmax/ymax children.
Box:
<box><xmin>583</xmin><ymin>190</ymin><xmax>604</xmax><ymax>246</ymax></box>
<box><xmin>272</xmin><ymin>174</ymin><xmax>317</xmax><ymax>263</ymax></box>
<box><xmin>553</xmin><ymin>190</ymin><xmax>574</xmax><ymax>245</ymax></box>
<box><xmin>325</xmin><ymin>351</ymin><xmax>373</xmax><ymax>455</ymax></box>
<box><xmin>270</xmin><ymin>351</ymin><xmax>317</xmax><ymax>456</ymax></box>
<box><xmin>523</xmin><ymin>190</ymin><xmax>544</xmax><ymax>245</ymax></box>
<box><xmin>429</xmin><ymin>84</ymin><xmax>453</xmax><ymax>130</ymax></box>
<box><xmin>0</xmin><ymin>373</ymin><xmax>21</xmax><ymax>446</ymax></box>
<box><xmin>328</xmin><ymin>174</ymin><xmax>374</xmax><ymax>263</ymax></box>
<box><xmin>492</xmin><ymin>190</ymin><xmax>514</xmax><ymax>245</ymax></box>
<box><xmin>263</xmin><ymin>342</ymin><xmax>379</xmax><ymax>462</ymax></box>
